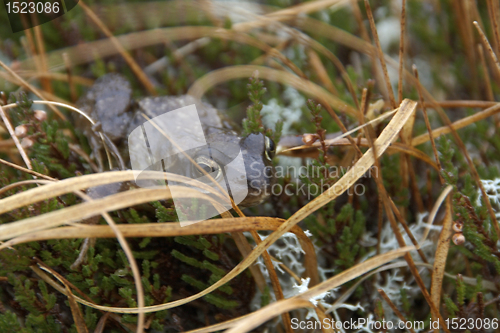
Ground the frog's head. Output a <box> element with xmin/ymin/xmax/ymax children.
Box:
<box><xmin>181</xmin><ymin>131</ymin><xmax>275</xmax><ymax>208</ymax></box>
<box><xmin>238</xmin><ymin>132</ymin><xmax>276</xmax><ymax>207</ymax></box>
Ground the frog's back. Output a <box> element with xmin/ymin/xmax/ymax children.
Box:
<box><xmin>77</xmin><ymin>73</ymin><xmax>133</xmax><ymax>142</ymax></box>
<box><xmin>128</xmin><ymin>95</ymin><xmax>227</xmax><ymax>137</ymax></box>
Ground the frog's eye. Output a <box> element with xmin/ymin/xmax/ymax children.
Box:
<box><xmin>194</xmin><ymin>156</ymin><xmax>222</xmax><ymax>181</ymax></box>
<box><xmin>265</xmin><ymin>136</ymin><xmax>276</xmax><ymax>161</ymax></box>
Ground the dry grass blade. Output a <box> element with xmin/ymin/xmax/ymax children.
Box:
<box><xmin>226</xmin><ymin>246</ymin><xmax>415</xmax><ymax>333</ymax></box>
<box><xmin>411</xmin><ymin>102</ymin><xmax>500</xmax><ymax>146</ymax></box>
<box><xmin>314</xmin><ymin>307</ymin><xmax>335</xmax><ymax>333</ymax></box>
<box><xmin>0</xmin><ymin>186</ymin><xmax>233</xmax><ymax>241</ymax></box>
<box><xmin>1</xmin><ymin>216</ymin><xmax>319</xmax><ymax>288</ymax></box>
<box><xmin>430</xmin><ymin>194</ymin><xmax>453</xmax><ymax>322</ymax></box>
<box><xmin>232</xmin><ymin>0</ymin><xmax>348</xmax><ymax>31</ymax></box>
<box><xmin>187</xmin><ymin>65</ymin><xmax>358</xmax><ymax>115</ymax></box>
<box><xmin>0</xmin><ymin>170</ymin><xmax>226</xmax><ymax>216</ymax></box>
<box><xmin>421</xmin><ymin>186</ymin><xmax>454</xmax><ymax>244</ymax></box>
<box><xmin>64</xmin><ymin>283</ymin><xmax>89</xmax><ymax>333</ymax></box>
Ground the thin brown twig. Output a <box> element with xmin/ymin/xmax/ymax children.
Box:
<box><xmin>20</xmin><ymin>15</ymin><xmax>41</xmax><ymax>78</ymax></box>
<box><xmin>477</xmin><ymin>44</ymin><xmax>494</xmax><ymax>102</ymax></box>
<box><xmin>407</xmin><ymin>160</ymin><xmax>425</xmax><ymax>213</ymax></box>
<box><xmin>364</xmin><ymin>0</ymin><xmax>396</xmax><ymax>109</ymax></box>
<box><xmin>78</xmin><ymin>1</ymin><xmax>157</xmax><ymax>96</ymax></box>
<box><xmin>397</xmin><ymin>0</ymin><xmax>406</xmax><ymax>104</ymax></box>
<box><xmin>377</xmin><ymin>196</ymin><xmax>383</xmax><ymax>255</ymax></box>
<box><xmin>388</xmin><ymin>198</ymin><xmax>428</xmax><ymax>264</ymax></box>
<box><xmin>0</xmin><ymin>157</ymin><xmax>55</xmax><ymax>181</ymax></box>
<box><xmin>487</xmin><ymin>0</ymin><xmax>500</xmax><ymax>57</ymax></box>
<box><xmin>424</xmin><ymin>100</ymin><xmax>496</xmax><ymax>108</ymax></box>
<box><xmin>308</xmin><ymin>49</ymin><xmax>338</xmax><ymax>96</ymax></box>
<box><xmin>350</xmin><ymin>0</ymin><xmax>370</xmax><ymax>42</ymax></box>
<box><xmin>322</xmin><ymin>102</ymin><xmax>363</xmax><ymax>157</ymax></box>
<box><xmin>350</xmin><ymin>0</ymin><xmax>385</xmax><ymax>97</ymax></box>
<box><xmin>474</xmin><ymin>21</ymin><xmax>500</xmax><ymax>80</ymax></box>
<box><xmin>33</xmin><ymin>24</ymin><xmax>52</xmax><ymax>94</ymax></box>
<box><xmin>378</xmin><ymin>289</ymin><xmax>416</xmax><ymax>333</ymax></box>
<box><xmin>0</xmin><ymin>105</ymin><xmax>32</xmax><ymax>171</ymax></box>
<box><xmin>63</xmin><ymin>53</ymin><xmax>77</xmax><ymax>103</ymax></box>
<box><xmin>412</xmin><ymin>65</ymin><xmax>443</xmax><ymax>184</ymax></box>
<box><xmin>249</xmin><ymin>228</ymin><xmax>293</xmax><ymax>333</ymax></box>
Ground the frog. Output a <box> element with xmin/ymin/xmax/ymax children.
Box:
<box><xmin>76</xmin><ymin>73</ymin><xmax>276</xmax><ymax>208</ymax></box>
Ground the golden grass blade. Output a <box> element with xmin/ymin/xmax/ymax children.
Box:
<box><xmin>425</xmin><ymin>100</ymin><xmax>497</xmax><ymax>108</ymax></box>
<box><xmin>430</xmin><ymin>195</ymin><xmax>453</xmax><ymax>322</ymax></box>
<box><xmin>0</xmin><ymin>185</ymin><xmax>227</xmax><ymax>241</ymax></box>
<box><xmin>0</xmin><ymin>218</ymin><xmax>295</xmax><ymax>246</ymax></box>
<box><xmin>65</xmin><ymin>283</ymin><xmax>89</xmax><ymax>333</ymax></box>
<box><xmin>62</xmin><ymin>53</ymin><xmax>78</xmax><ymax>103</ymax></box>
<box><xmin>1</xmin><ymin>216</ymin><xmax>319</xmax><ymax>290</ymax></box>
<box><xmin>0</xmin><ymin>70</ymin><xmax>93</xmax><ymax>86</ymax></box>
<box><xmin>188</xmin><ymin>65</ymin><xmax>358</xmax><ymax>115</ymax></box>
<box><xmin>226</xmin><ymin>246</ymin><xmax>415</xmax><ymax>333</ymax></box>
<box><xmin>0</xmin><ymin>170</ymin><xmax>225</xmax><ymax>216</ymax></box>
<box><xmin>388</xmin><ymin>198</ymin><xmax>428</xmax><ymax>263</ymax></box>
<box><xmin>411</xmin><ymin>102</ymin><xmax>500</xmax><ymax>146</ymax></box>
<box><xmin>229</xmin><ymin>230</ymin><xmax>268</xmax><ymax>292</ymax></box>
<box><xmin>0</xmin><ymin>179</ymin><xmax>44</xmax><ymax>195</ymax></box>
<box><xmin>232</xmin><ymin>0</ymin><xmax>348</xmax><ymax>32</ymax></box>
<box><xmin>314</xmin><ymin>306</ymin><xmax>335</xmax><ymax>333</ymax></box>
<box><xmin>421</xmin><ymin>186</ymin><xmax>454</xmax><ymax>244</ymax></box>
